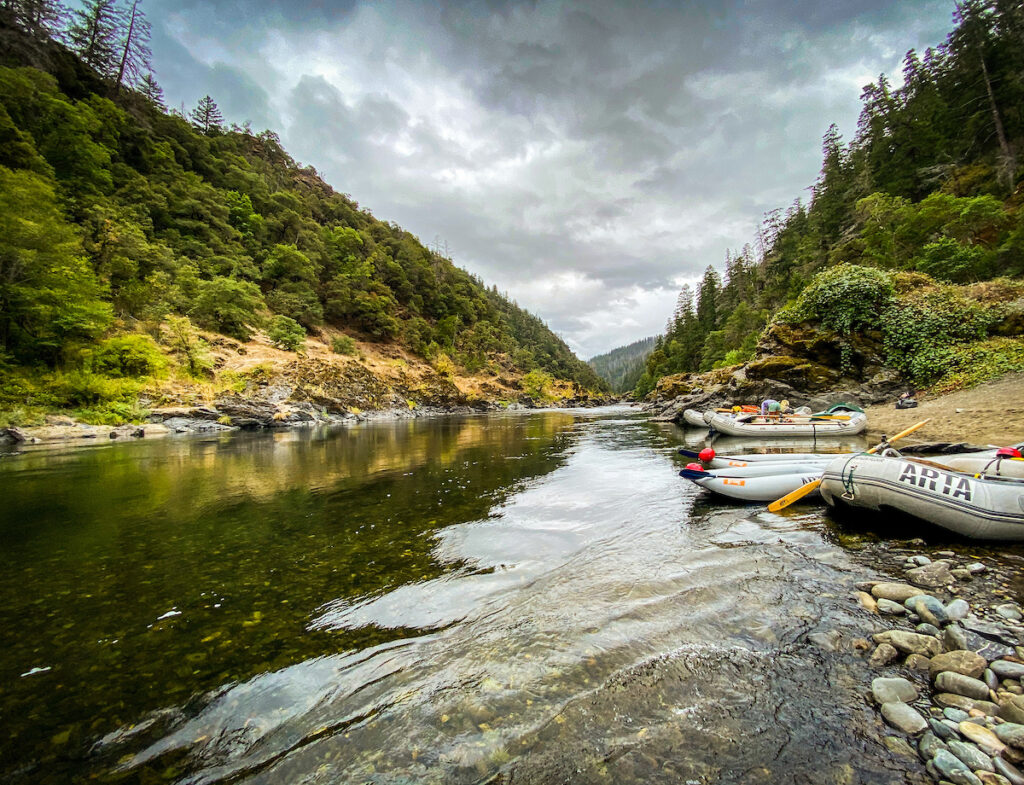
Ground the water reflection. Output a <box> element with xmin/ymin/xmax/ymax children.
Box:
<box><xmin>0</xmin><ymin>412</ymin><xmax>576</xmax><ymax>784</ymax></box>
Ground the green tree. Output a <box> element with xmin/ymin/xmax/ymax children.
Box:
<box><xmin>267</xmin><ymin>314</ymin><xmax>305</xmax><ymax>351</ymax></box>
<box><xmin>189</xmin><ymin>94</ymin><xmax>223</xmax><ymax>135</ymax></box>
<box><xmin>0</xmin><ymin>167</ymin><xmax>112</xmax><ymax>362</ymax></box>
<box><xmin>67</xmin><ymin>0</ymin><xmax>122</xmax><ymax>77</ymax></box>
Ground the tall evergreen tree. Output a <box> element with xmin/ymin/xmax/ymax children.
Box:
<box><xmin>189</xmin><ymin>94</ymin><xmax>224</xmax><ymax>135</ymax></box>
<box><xmin>113</xmin><ymin>0</ymin><xmax>151</xmax><ymax>92</ymax></box>
<box><xmin>4</xmin><ymin>0</ymin><xmax>67</xmax><ymax>41</ymax></box>
<box><xmin>137</xmin><ymin>71</ymin><xmax>164</xmax><ymax>108</ymax></box>
<box><xmin>67</xmin><ymin>0</ymin><xmax>122</xmax><ymax>75</ymax></box>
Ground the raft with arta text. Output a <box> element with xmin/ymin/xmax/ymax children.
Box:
<box><xmin>820</xmin><ymin>452</ymin><xmax>1024</xmax><ymax>541</ymax></box>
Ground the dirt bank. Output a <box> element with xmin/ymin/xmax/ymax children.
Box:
<box><xmin>864</xmin><ymin>372</ymin><xmax>1024</xmax><ymax>447</ymax></box>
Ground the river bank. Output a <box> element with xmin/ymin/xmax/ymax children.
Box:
<box><xmin>831</xmin><ymin>527</ymin><xmax>1024</xmax><ymax>785</ymax></box>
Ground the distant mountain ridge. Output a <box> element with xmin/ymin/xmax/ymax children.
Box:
<box><xmin>588</xmin><ymin>336</ymin><xmax>656</xmax><ymax>393</ymax></box>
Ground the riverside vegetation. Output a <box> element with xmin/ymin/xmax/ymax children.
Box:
<box><xmin>0</xmin><ymin>3</ymin><xmax>606</xmax><ymax>433</ymax></box>
<box><xmin>627</xmin><ymin>1</ymin><xmax>1024</xmax><ymax>411</ymax></box>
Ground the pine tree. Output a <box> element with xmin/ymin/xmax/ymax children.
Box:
<box><xmin>67</xmin><ymin>0</ymin><xmax>122</xmax><ymax>75</ymax></box>
<box><xmin>138</xmin><ymin>71</ymin><xmax>164</xmax><ymax>108</ymax></box>
<box><xmin>113</xmin><ymin>0</ymin><xmax>151</xmax><ymax>92</ymax></box>
<box><xmin>4</xmin><ymin>0</ymin><xmax>68</xmax><ymax>42</ymax></box>
<box><xmin>189</xmin><ymin>95</ymin><xmax>224</xmax><ymax>135</ymax></box>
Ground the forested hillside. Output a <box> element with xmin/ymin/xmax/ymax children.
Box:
<box><xmin>588</xmin><ymin>336</ymin><xmax>655</xmax><ymax>393</ymax></box>
<box><xmin>637</xmin><ymin>0</ymin><xmax>1024</xmax><ymax>397</ymax></box>
<box><xmin>0</xmin><ymin>2</ymin><xmax>603</xmax><ymax>424</ymax></box>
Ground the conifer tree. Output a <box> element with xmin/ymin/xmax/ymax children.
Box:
<box><xmin>189</xmin><ymin>95</ymin><xmax>224</xmax><ymax>135</ymax></box>
<box><xmin>4</xmin><ymin>0</ymin><xmax>68</xmax><ymax>42</ymax></box>
<box><xmin>113</xmin><ymin>0</ymin><xmax>151</xmax><ymax>92</ymax></box>
<box><xmin>67</xmin><ymin>0</ymin><xmax>122</xmax><ymax>75</ymax></box>
<box><xmin>138</xmin><ymin>71</ymin><xmax>164</xmax><ymax>108</ymax></box>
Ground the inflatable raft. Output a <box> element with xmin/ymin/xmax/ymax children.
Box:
<box><xmin>820</xmin><ymin>453</ymin><xmax>1024</xmax><ymax>540</ymax></box>
<box><xmin>679</xmin><ymin>465</ymin><xmax>826</xmax><ymax>502</ymax></box>
<box><xmin>707</xmin><ymin>410</ymin><xmax>867</xmax><ymax>438</ymax></box>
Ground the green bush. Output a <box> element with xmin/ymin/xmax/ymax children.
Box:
<box><xmin>521</xmin><ymin>368</ymin><xmax>554</xmax><ymax>399</ymax></box>
<box><xmin>930</xmin><ymin>337</ymin><xmax>1024</xmax><ymax>393</ymax></box>
<box><xmin>788</xmin><ymin>264</ymin><xmax>895</xmax><ymax>335</ymax></box>
<box><xmin>881</xmin><ymin>287</ymin><xmax>996</xmax><ymax>386</ymax></box>
<box><xmin>164</xmin><ymin>316</ymin><xmax>213</xmax><ymax>378</ymax></box>
<box><xmin>91</xmin><ymin>334</ymin><xmax>166</xmax><ymax>377</ymax></box>
<box><xmin>331</xmin><ymin>335</ymin><xmax>357</xmax><ymax>355</ymax></box>
<box><xmin>267</xmin><ymin>315</ymin><xmax>306</xmax><ymax>351</ymax></box>
<box><xmin>54</xmin><ymin>370</ymin><xmax>139</xmax><ymax>407</ymax></box>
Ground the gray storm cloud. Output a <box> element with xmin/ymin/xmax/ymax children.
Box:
<box><xmin>148</xmin><ymin>0</ymin><xmax>955</xmax><ymax>357</ymax></box>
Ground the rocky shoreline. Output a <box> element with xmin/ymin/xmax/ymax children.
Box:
<box><xmin>829</xmin><ymin>540</ymin><xmax>1024</xmax><ymax>784</ymax></box>
<box><xmin>0</xmin><ymin>394</ymin><xmax>619</xmax><ymax>448</ymax></box>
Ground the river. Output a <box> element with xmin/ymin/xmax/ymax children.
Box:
<box><xmin>0</xmin><ymin>406</ymin><xmax>950</xmax><ymax>783</ymax></box>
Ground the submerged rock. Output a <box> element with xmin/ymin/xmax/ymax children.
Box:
<box><xmin>881</xmin><ymin>701</ymin><xmax>927</xmax><ymax>734</ymax></box>
<box><xmin>873</xmin><ymin>630</ymin><xmax>941</xmax><ymax>657</ymax></box>
<box><xmin>872</xmin><ymin>677</ymin><xmax>918</xmax><ymax>704</ymax></box>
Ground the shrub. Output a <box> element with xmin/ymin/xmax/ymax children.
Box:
<box><xmin>267</xmin><ymin>315</ymin><xmax>306</xmax><ymax>351</ymax></box>
<box><xmin>91</xmin><ymin>334</ymin><xmax>166</xmax><ymax>377</ymax></box>
<box><xmin>521</xmin><ymin>368</ymin><xmax>554</xmax><ymax>399</ymax></box>
<box><xmin>882</xmin><ymin>287</ymin><xmax>996</xmax><ymax>386</ymax></box>
<box><xmin>331</xmin><ymin>335</ymin><xmax>358</xmax><ymax>355</ymax></box>
<box><xmin>789</xmin><ymin>264</ymin><xmax>895</xmax><ymax>335</ymax></box>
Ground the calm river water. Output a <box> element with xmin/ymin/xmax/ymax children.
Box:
<box><xmin>0</xmin><ymin>407</ymin><xmax>946</xmax><ymax>783</ymax></box>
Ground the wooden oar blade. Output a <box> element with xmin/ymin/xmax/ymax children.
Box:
<box><xmin>767</xmin><ymin>478</ymin><xmax>822</xmax><ymax>512</ymax></box>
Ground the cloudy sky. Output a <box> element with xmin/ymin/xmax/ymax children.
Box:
<box><xmin>147</xmin><ymin>0</ymin><xmax>956</xmax><ymax>358</ymax></box>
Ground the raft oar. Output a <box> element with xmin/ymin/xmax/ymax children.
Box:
<box><xmin>766</xmin><ymin>419</ymin><xmax>931</xmax><ymax>513</ymax></box>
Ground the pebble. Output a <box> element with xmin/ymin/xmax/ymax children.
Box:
<box><xmin>953</xmin><ymin>568</ymin><xmax>974</xmax><ymax>581</ymax></box>
<box><xmin>873</xmin><ymin>630</ymin><xmax>942</xmax><ymax>657</ymax></box>
<box><xmin>992</xmin><ymin>661</ymin><xmax>1024</xmax><ymax>681</ymax></box>
<box><xmin>936</xmin><ymin>550</ymin><xmax>957</xmax><ymax>558</ymax></box>
<box><xmin>883</xmin><ymin>735</ymin><xmax>918</xmax><ymax>759</ymax></box>
<box><xmin>947</xmin><ymin>599</ymin><xmax>972</xmax><ymax>620</ymax></box>
<box><xmin>959</xmin><ymin>722</ymin><xmax>1007</xmax><ymax>755</ymax></box>
<box><xmin>935</xmin><ymin>693</ymin><xmax>1000</xmax><ymax>715</ymax></box>
<box><xmin>881</xmin><ymin>701</ymin><xmax>928</xmax><ymax>734</ymax></box>
<box><xmin>978</xmin><ymin>772</ymin><xmax>1013</xmax><ymax>785</ymax></box>
<box><xmin>1002</xmin><ymin>695</ymin><xmax>1024</xmax><ymax>724</ymax></box>
<box><xmin>937</xmin><ymin>672</ymin><xmax>995</xmax><ymax>701</ymax></box>
<box><xmin>907</xmin><ymin>594</ymin><xmax>952</xmax><ymax>626</ymax></box>
<box><xmin>910</xmin><ymin>555</ymin><xmax>934</xmax><ymax>566</ymax></box>
<box><xmin>933</xmin><ymin>748</ymin><xmax>984</xmax><ymax>785</ymax></box>
<box><xmin>967</xmin><ymin>563</ymin><xmax>988</xmax><ymax>575</ymax></box>
<box><xmin>856</xmin><ymin>591</ymin><xmax>879</xmax><ymax>613</ymax></box>
<box><xmin>931</xmin><ymin>650</ymin><xmax>989</xmax><ymax>680</ymax></box>
<box><xmin>878</xmin><ymin>598</ymin><xmax>908</xmax><ymax>615</ymax></box>
<box><xmin>869</xmin><ymin>643</ymin><xmax>899</xmax><ymax>667</ymax></box>
<box><xmin>872</xmin><ymin>582</ymin><xmax>926</xmax><ymax>603</ymax></box>
<box><xmin>996</xmin><ymin>758</ymin><xmax>1024</xmax><ymax>785</ymax></box>
<box><xmin>907</xmin><ymin>561</ymin><xmax>955</xmax><ymax>588</ymax></box>
<box><xmin>932</xmin><ymin>717</ymin><xmax>960</xmax><ymax>740</ymax></box>
<box><xmin>996</xmin><ymin>723</ymin><xmax>1024</xmax><ymax>748</ymax></box>
<box><xmin>872</xmin><ymin>677</ymin><xmax>918</xmax><ymax>704</ymax></box>
<box><xmin>920</xmin><ymin>730</ymin><xmax>950</xmax><ymax>759</ymax></box>
<box><xmin>945</xmin><ymin>708</ymin><xmax>971</xmax><ymax>723</ymax></box>
<box><xmin>907</xmin><ymin>653</ymin><xmax>932</xmax><ymax>671</ymax></box>
<box><xmin>948</xmin><ymin>739</ymin><xmax>996</xmax><ymax>772</ymax></box>
<box><xmin>998</xmin><ymin>605</ymin><xmax>1024</xmax><ymax>622</ymax></box>
<box><xmin>986</xmin><ymin>669</ymin><xmax>1001</xmax><ymax>690</ymax></box>
<box><xmin>946</xmin><ymin>625</ymin><xmax>971</xmax><ymax>652</ymax></box>
<box><xmin>918</xmin><ymin>622</ymin><xmax>942</xmax><ymax>636</ymax></box>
